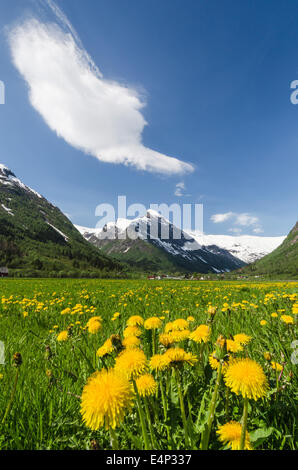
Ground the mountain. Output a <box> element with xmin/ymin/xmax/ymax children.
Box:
<box><xmin>188</xmin><ymin>232</ymin><xmax>285</xmax><ymax>264</ymax></box>
<box><xmin>76</xmin><ymin>210</ymin><xmax>247</xmax><ymax>274</ymax></box>
<box><xmin>242</xmin><ymin>221</ymin><xmax>298</xmax><ymax>278</ymax></box>
<box><xmin>76</xmin><ymin>211</ymin><xmax>285</xmax><ymax>274</ymax></box>
<box><xmin>0</xmin><ymin>164</ymin><xmax>123</xmax><ymax>277</ymax></box>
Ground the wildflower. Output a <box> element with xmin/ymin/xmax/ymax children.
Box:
<box><xmin>271</xmin><ymin>361</ymin><xmax>283</xmax><ymax>371</ymax></box>
<box><xmin>189</xmin><ymin>324</ymin><xmax>210</xmax><ymax>343</ymax></box>
<box><xmin>87</xmin><ymin>316</ymin><xmax>102</xmax><ymax>334</ymax></box>
<box><xmin>115</xmin><ymin>349</ymin><xmax>147</xmax><ymax>379</ymax></box>
<box><xmin>260</xmin><ymin>320</ymin><xmax>267</xmax><ymax>326</ymax></box>
<box><xmin>149</xmin><ymin>353</ymin><xmax>171</xmax><ymax>372</ymax></box>
<box><xmin>208</xmin><ymin>306</ymin><xmax>217</xmax><ymax>316</ymax></box>
<box><xmin>80</xmin><ymin>369</ymin><xmax>134</xmax><ymax>430</ymax></box>
<box><xmin>97</xmin><ymin>338</ymin><xmax>114</xmax><ymax>358</ymax></box>
<box><xmin>135</xmin><ymin>374</ymin><xmax>157</xmax><ymax>397</ymax></box>
<box><xmin>144</xmin><ymin>317</ymin><xmax>162</xmax><ymax>330</ymax></box>
<box><xmin>123</xmin><ymin>326</ymin><xmax>142</xmax><ymax>338</ymax></box>
<box><xmin>122</xmin><ymin>336</ymin><xmax>141</xmax><ymax>349</ymax></box>
<box><xmin>111</xmin><ymin>312</ymin><xmax>121</xmax><ymax>321</ymax></box>
<box><xmin>57</xmin><ymin>330</ymin><xmax>68</xmax><ymax>342</ymax></box>
<box><xmin>164</xmin><ymin>322</ymin><xmax>174</xmax><ymax>333</ymax></box>
<box><xmin>164</xmin><ymin>347</ymin><xmax>197</xmax><ymax>367</ymax></box>
<box><xmin>226</xmin><ymin>339</ymin><xmax>243</xmax><ymax>353</ymax></box>
<box><xmin>209</xmin><ymin>351</ymin><xmax>229</xmax><ymax>371</ymax></box>
<box><xmin>263</xmin><ymin>352</ymin><xmax>272</xmax><ymax>361</ymax></box>
<box><xmin>271</xmin><ymin>312</ymin><xmax>278</xmax><ymax>318</ymax></box>
<box><xmin>224</xmin><ymin>358</ymin><xmax>268</xmax><ymax>400</ymax></box>
<box><xmin>280</xmin><ymin>315</ymin><xmax>294</xmax><ymax>324</ymax></box>
<box><xmin>187</xmin><ymin>316</ymin><xmax>195</xmax><ymax>322</ymax></box>
<box><xmin>168</xmin><ymin>330</ymin><xmax>190</xmax><ymax>343</ymax></box>
<box><xmin>159</xmin><ymin>333</ymin><xmax>175</xmax><ymax>347</ymax></box>
<box><xmin>127</xmin><ymin>315</ymin><xmax>144</xmax><ymax>327</ymax></box>
<box><xmin>171</xmin><ymin>319</ymin><xmax>189</xmax><ymax>331</ymax></box>
<box><xmin>233</xmin><ymin>333</ymin><xmax>252</xmax><ymax>346</ymax></box>
<box><xmin>61</xmin><ymin>307</ymin><xmax>71</xmax><ymax>315</ymax></box>
<box><xmin>217</xmin><ymin>421</ymin><xmax>252</xmax><ymax>450</ymax></box>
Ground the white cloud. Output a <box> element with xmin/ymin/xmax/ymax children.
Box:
<box><xmin>211</xmin><ymin>211</ymin><xmax>263</xmax><ymax>233</ymax></box>
<box><xmin>252</xmin><ymin>227</ymin><xmax>264</xmax><ymax>234</ymax></box>
<box><xmin>174</xmin><ymin>182</ymin><xmax>185</xmax><ymax>197</ymax></box>
<box><xmin>8</xmin><ymin>17</ymin><xmax>194</xmax><ymax>175</ymax></box>
<box><xmin>210</xmin><ymin>212</ymin><xmax>234</xmax><ymax>223</ymax></box>
<box><xmin>234</xmin><ymin>213</ymin><xmax>259</xmax><ymax>227</ymax></box>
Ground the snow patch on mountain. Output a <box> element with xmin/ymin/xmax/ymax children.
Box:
<box><xmin>0</xmin><ymin>164</ymin><xmax>43</xmax><ymax>199</ymax></box>
<box><xmin>47</xmin><ymin>222</ymin><xmax>69</xmax><ymax>242</ymax></box>
<box><xmin>1</xmin><ymin>204</ymin><xmax>14</xmax><ymax>216</ymax></box>
<box><xmin>189</xmin><ymin>232</ymin><xmax>285</xmax><ymax>263</ymax></box>
<box><xmin>75</xmin><ymin>210</ymin><xmax>285</xmax><ymax>265</ymax></box>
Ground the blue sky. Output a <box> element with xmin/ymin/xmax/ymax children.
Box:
<box><xmin>0</xmin><ymin>0</ymin><xmax>297</xmax><ymax>236</ymax></box>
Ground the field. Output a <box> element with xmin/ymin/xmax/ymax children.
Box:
<box><xmin>0</xmin><ymin>278</ymin><xmax>297</xmax><ymax>451</ymax></box>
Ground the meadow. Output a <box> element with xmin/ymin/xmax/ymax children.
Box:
<box><xmin>0</xmin><ymin>278</ymin><xmax>297</xmax><ymax>450</ymax></box>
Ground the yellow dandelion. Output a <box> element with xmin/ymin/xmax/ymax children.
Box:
<box><xmin>57</xmin><ymin>330</ymin><xmax>68</xmax><ymax>342</ymax></box>
<box><xmin>168</xmin><ymin>329</ymin><xmax>190</xmax><ymax>343</ymax></box>
<box><xmin>271</xmin><ymin>361</ymin><xmax>283</xmax><ymax>371</ymax></box>
<box><xmin>96</xmin><ymin>338</ymin><xmax>114</xmax><ymax>358</ymax></box>
<box><xmin>112</xmin><ymin>312</ymin><xmax>121</xmax><ymax>321</ymax></box>
<box><xmin>280</xmin><ymin>315</ymin><xmax>294</xmax><ymax>324</ymax></box>
<box><xmin>271</xmin><ymin>312</ymin><xmax>278</xmax><ymax>318</ymax></box>
<box><xmin>135</xmin><ymin>374</ymin><xmax>157</xmax><ymax>397</ymax></box>
<box><xmin>159</xmin><ymin>333</ymin><xmax>175</xmax><ymax>347</ymax></box>
<box><xmin>171</xmin><ymin>318</ymin><xmax>189</xmax><ymax>331</ymax></box>
<box><xmin>149</xmin><ymin>353</ymin><xmax>171</xmax><ymax>372</ymax></box>
<box><xmin>80</xmin><ymin>369</ymin><xmax>134</xmax><ymax>430</ymax></box>
<box><xmin>114</xmin><ymin>348</ymin><xmax>147</xmax><ymax>378</ymax></box>
<box><xmin>122</xmin><ymin>336</ymin><xmax>141</xmax><ymax>349</ymax></box>
<box><xmin>260</xmin><ymin>320</ymin><xmax>267</xmax><ymax>326</ymax></box>
<box><xmin>127</xmin><ymin>315</ymin><xmax>144</xmax><ymax>327</ymax></box>
<box><xmin>189</xmin><ymin>324</ymin><xmax>210</xmax><ymax>343</ymax></box>
<box><xmin>123</xmin><ymin>326</ymin><xmax>142</xmax><ymax>338</ymax></box>
<box><xmin>263</xmin><ymin>352</ymin><xmax>272</xmax><ymax>361</ymax></box>
<box><xmin>208</xmin><ymin>306</ymin><xmax>217</xmax><ymax>316</ymax></box>
<box><xmin>224</xmin><ymin>358</ymin><xmax>268</xmax><ymax>400</ymax></box>
<box><xmin>164</xmin><ymin>322</ymin><xmax>174</xmax><ymax>333</ymax></box>
<box><xmin>226</xmin><ymin>339</ymin><xmax>243</xmax><ymax>353</ymax></box>
<box><xmin>217</xmin><ymin>421</ymin><xmax>252</xmax><ymax>450</ymax></box>
<box><xmin>233</xmin><ymin>333</ymin><xmax>252</xmax><ymax>346</ymax></box>
<box><xmin>209</xmin><ymin>351</ymin><xmax>229</xmax><ymax>371</ymax></box>
<box><xmin>164</xmin><ymin>347</ymin><xmax>197</xmax><ymax>367</ymax></box>
<box><xmin>187</xmin><ymin>316</ymin><xmax>195</xmax><ymax>322</ymax></box>
<box><xmin>87</xmin><ymin>316</ymin><xmax>102</xmax><ymax>334</ymax></box>
<box><xmin>144</xmin><ymin>317</ymin><xmax>162</xmax><ymax>330</ymax></box>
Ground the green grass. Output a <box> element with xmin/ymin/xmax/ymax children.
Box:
<box><xmin>0</xmin><ymin>279</ymin><xmax>297</xmax><ymax>450</ymax></box>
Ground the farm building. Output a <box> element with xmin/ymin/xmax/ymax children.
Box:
<box><xmin>0</xmin><ymin>267</ymin><xmax>8</xmax><ymax>277</ymax></box>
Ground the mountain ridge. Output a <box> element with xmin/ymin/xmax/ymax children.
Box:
<box><xmin>0</xmin><ymin>163</ymin><xmax>124</xmax><ymax>277</ymax></box>
<box><xmin>75</xmin><ymin>211</ymin><xmax>284</xmax><ymax>274</ymax></box>
<box><xmin>242</xmin><ymin>221</ymin><xmax>298</xmax><ymax>278</ymax></box>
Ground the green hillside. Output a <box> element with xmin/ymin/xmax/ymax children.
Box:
<box><xmin>0</xmin><ymin>165</ymin><xmax>125</xmax><ymax>278</ymax></box>
<box><xmin>243</xmin><ymin>221</ymin><xmax>298</xmax><ymax>278</ymax></box>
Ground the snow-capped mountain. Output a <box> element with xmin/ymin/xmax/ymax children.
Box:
<box><xmin>0</xmin><ymin>163</ymin><xmax>122</xmax><ymax>275</ymax></box>
<box><xmin>0</xmin><ymin>164</ymin><xmax>43</xmax><ymax>200</ymax></box>
<box><xmin>76</xmin><ymin>210</ymin><xmax>285</xmax><ymax>273</ymax></box>
<box><xmin>188</xmin><ymin>232</ymin><xmax>285</xmax><ymax>264</ymax></box>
